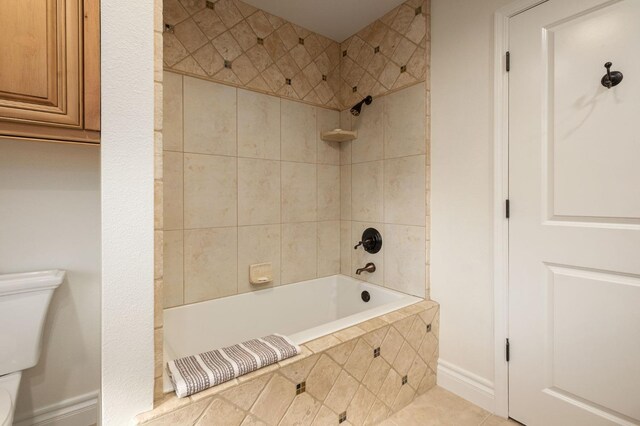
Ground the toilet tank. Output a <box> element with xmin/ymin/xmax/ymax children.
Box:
<box><xmin>0</xmin><ymin>270</ymin><xmax>65</xmax><ymax>376</ymax></box>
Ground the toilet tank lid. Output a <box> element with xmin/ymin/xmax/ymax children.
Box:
<box><xmin>0</xmin><ymin>270</ymin><xmax>65</xmax><ymax>296</ymax></box>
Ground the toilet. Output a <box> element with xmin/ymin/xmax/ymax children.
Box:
<box><xmin>0</xmin><ymin>270</ymin><xmax>64</xmax><ymax>426</ymax></box>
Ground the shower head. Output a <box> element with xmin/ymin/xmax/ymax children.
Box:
<box><xmin>350</xmin><ymin>95</ymin><xmax>373</xmax><ymax>116</ymax></box>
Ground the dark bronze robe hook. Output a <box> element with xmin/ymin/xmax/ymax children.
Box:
<box><xmin>601</xmin><ymin>62</ymin><xmax>623</xmax><ymax>89</ymax></box>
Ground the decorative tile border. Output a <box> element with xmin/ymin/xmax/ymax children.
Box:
<box><xmin>163</xmin><ymin>0</ymin><xmax>342</xmax><ymax>108</ymax></box>
<box><xmin>135</xmin><ymin>300</ymin><xmax>439</xmax><ymax>425</ymax></box>
<box><xmin>339</xmin><ymin>0</ymin><xmax>429</xmax><ymax>109</ymax></box>
<box><xmin>163</xmin><ymin>0</ymin><xmax>429</xmax><ymax>110</ymax></box>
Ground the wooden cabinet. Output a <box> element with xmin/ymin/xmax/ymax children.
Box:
<box><xmin>0</xmin><ymin>0</ymin><xmax>100</xmax><ymax>144</ymax></box>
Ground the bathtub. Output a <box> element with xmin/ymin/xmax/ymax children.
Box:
<box><xmin>162</xmin><ymin>274</ymin><xmax>422</xmax><ymax>392</ymax></box>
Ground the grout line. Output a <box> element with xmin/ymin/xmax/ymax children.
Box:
<box><xmin>280</xmin><ymin>96</ymin><xmax>283</xmax><ymax>285</ymax></box>
<box><xmin>236</xmin><ymin>87</ymin><xmax>239</xmax><ymax>295</ymax></box>
<box><xmin>181</xmin><ymin>74</ymin><xmax>186</xmax><ymax>306</ymax></box>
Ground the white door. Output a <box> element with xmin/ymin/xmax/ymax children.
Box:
<box><xmin>508</xmin><ymin>0</ymin><xmax>640</xmax><ymax>425</ymax></box>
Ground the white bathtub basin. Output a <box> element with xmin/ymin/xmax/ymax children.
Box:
<box><xmin>162</xmin><ymin>274</ymin><xmax>421</xmax><ymax>392</ymax></box>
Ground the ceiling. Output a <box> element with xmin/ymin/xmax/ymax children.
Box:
<box><xmin>241</xmin><ymin>0</ymin><xmax>408</xmax><ymax>42</ymax></box>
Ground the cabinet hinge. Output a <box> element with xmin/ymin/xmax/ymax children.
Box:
<box><xmin>506</xmin><ymin>338</ymin><xmax>510</xmax><ymax>362</ymax></box>
<box><xmin>506</xmin><ymin>51</ymin><xmax>511</xmax><ymax>72</ymax></box>
<box><xmin>505</xmin><ymin>199</ymin><xmax>510</xmax><ymax>219</ymax></box>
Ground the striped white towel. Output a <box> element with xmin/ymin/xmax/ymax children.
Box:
<box><xmin>167</xmin><ymin>334</ymin><xmax>300</xmax><ymax>398</ymax></box>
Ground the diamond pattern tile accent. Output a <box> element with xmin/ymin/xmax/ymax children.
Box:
<box><xmin>339</xmin><ymin>0</ymin><xmax>427</xmax><ymax>108</ymax></box>
<box><xmin>163</xmin><ymin>0</ymin><xmax>429</xmax><ymax>110</ymax></box>
<box><xmin>136</xmin><ymin>303</ymin><xmax>439</xmax><ymax>426</ymax></box>
<box><xmin>164</xmin><ymin>0</ymin><xmax>341</xmax><ymax>107</ymax></box>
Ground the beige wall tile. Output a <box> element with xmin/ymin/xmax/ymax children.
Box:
<box><xmin>351</xmin><ymin>161</ymin><xmax>383</xmax><ymax>223</ymax></box>
<box><xmin>351</xmin><ymin>99</ymin><xmax>383</xmax><ymax>163</ymax></box>
<box><xmin>340</xmin><ymin>109</ymin><xmax>353</xmax><ymax>131</ymax></box>
<box><xmin>163</xmin><ymin>151</ymin><xmax>183</xmax><ymax>230</ymax></box>
<box><xmin>384</xmin><ymin>155</ymin><xmax>426</xmax><ymax>226</ymax></box>
<box><xmin>317</xmin><ymin>221</ymin><xmax>340</xmax><ymax>277</ymax></box>
<box><xmin>184</xmin><ymin>153</ymin><xmax>237</xmax><ymax>228</ymax></box>
<box><xmin>238</xmin><ymin>158</ymin><xmax>281</xmax><ymax>225</ymax></box>
<box><xmin>281</xmin><ymin>99</ymin><xmax>316</xmax><ymax>163</ymax></box>
<box><xmin>238</xmin><ymin>224</ymin><xmax>281</xmax><ymax>293</ymax></box>
<box><xmin>351</xmin><ymin>221</ymin><xmax>384</xmax><ymax>285</ymax></box>
<box><xmin>281</xmin><ymin>222</ymin><xmax>317</xmax><ymax>284</ymax></box>
<box><xmin>238</xmin><ymin>89</ymin><xmax>281</xmax><ymax>160</ymax></box>
<box><xmin>281</xmin><ymin>162</ymin><xmax>317</xmax><ymax>223</ymax></box>
<box><xmin>184</xmin><ymin>227</ymin><xmax>237</xmax><ymax>303</ymax></box>
<box><xmin>340</xmin><ymin>142</ymin><xmax>352</xmax><ymax>168</ymax></box>
<box><xmin>163</xmin><ymin>230</ymin><xmax>184</xmax><ymax>308</ymax></box>
<box><xmin>340</xmin><ymin>165</ymin><xmax>352</xmax><ymax>221</ymax></box>
<box><xmin>163</xmin><ymin>72</ymin><xmax>183</xmax><ymax>151</ymax></box>
<box><xmin>384</xmin><ymin>224</ymin><xmax>426</xmax><ymax>297</ymax></box>
<box><xmin>340</xmin><ymin>221</ymin><xmax>352</xmax><ymax>276</ymax></box>
<box><xmin>183</xmin><ymin>76</ymin><xmax>237</xmax><ymax>156</ymax></box>
<box><xmin>317</xmin><ymin>107</ymin><xmax>340</xmax><ymax>165</ymax></box>
<box><xmin>317</xmin><ymin>164</ymin><xmax>340</xmax><ymax>221</ymax></box>
<box><xmin>384</xmin><ymin>83</ymin><xmax>426</xmax><ymax>158</ymax></box>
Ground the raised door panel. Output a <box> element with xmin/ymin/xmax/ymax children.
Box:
<box><xmin>0</xmin><ymin>0</ymin><xmax>81</xmax><ymax>128</ymax></box>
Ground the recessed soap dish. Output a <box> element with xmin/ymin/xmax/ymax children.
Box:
<box><xmin>320</xmin><ymin>128</ymin><xmax>357</xmax><ymax>142</ymax></box>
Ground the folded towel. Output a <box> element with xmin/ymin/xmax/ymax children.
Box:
<box><xmin>167</xmin><ymin>334</ymin><xmax>300</xmax><ymax>398</ymax></box>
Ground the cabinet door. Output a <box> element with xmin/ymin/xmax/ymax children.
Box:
<box><xmin>0</xmin><ymin>0</ymin><xmax>82</xmax><ymax>128</ymax></box>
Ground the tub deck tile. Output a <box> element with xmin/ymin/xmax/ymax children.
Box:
<box><xmin>190</xmin><ymin>377</ymin><xmax>239</xmax><ymax>402</ymax></box>
<box><xmin>326</xmin><ymin>339</ymin><xmax>358</xmax><ymax>365</ymax></box>
<box><xmin>380</xmin><ymin>309</ymin><xmax>409</xmax><ymax>324</ymax></box>
<box><xmin>400</xmin><ymin>302</ymin><xmax>424</xmax><ymax>316</ymax></box>
<box><xmin>359</xmin><ymin>316</ymin><xmax>387</xmax><ymax>332</ymax></box>
<box><xmin>305</xmin><ymin>334</ymin><xmax>341</xmax><ymax>353</ymax></box>
<box><xmin>334</xmin><ymin>325</ymin><xmax>366</xmax><ymax>342</ymax></box>
<box><xmin>279</xmin><ymin>353</ymin><xmax>320</xmax><ymax>383</ymax></box>
<box><xmin>362</xmin><ymin>325</ymin><xmax>390</xmax><ymax>348</ymax></box>
<box><xmin>278</xmin><ymin>344</ymin><xmax>313</xmax><ymax>369</ymax></box>
<box><xmin>138</xmin><ymin>299</ymin><xmax>441</xmax><ymax>426</ymax></box>
<box><xmin>237</xmin><ymin>362</ymin><xmax>280</xmax><ymax>383</ymax></box>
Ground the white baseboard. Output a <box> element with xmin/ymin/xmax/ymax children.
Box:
<box><xmin>437</xmin><ymin>359</ymin><xmax>495</xmax><ymax>412</ymax></box>
<box><xmin>13</xmin><ymin>391</ymin><xmax>99</xmax><ymax>426</ymax></box>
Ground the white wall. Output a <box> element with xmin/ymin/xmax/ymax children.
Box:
<box><xmin>0</xmin><ymin>138</ymin><xmax>101</xmax><ymax>422</ymax></box>
<box><xmin>430</xmin><ymin>0</ymin><xmax>511</xmax><ymax>411</ymax></box>
<box><xmin>101</xmin><ymin>0</ymin><xmax>156</xmax><ymax>423</ymax></box>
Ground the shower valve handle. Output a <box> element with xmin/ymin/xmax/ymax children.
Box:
<box><xmin>354</xmin><ymin>238</ymin><xmax>373</xmax><ymax>250</ymax></box>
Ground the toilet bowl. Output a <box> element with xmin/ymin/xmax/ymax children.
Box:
<box><xmin>0</xmin><ymin>372</ymin><xmax>20</xmax><ymax>426</ymax></box>
<box><xmin>0</xmin><ymin>270</ymin><xmax>64</xmax><ymax>426</ymax></box>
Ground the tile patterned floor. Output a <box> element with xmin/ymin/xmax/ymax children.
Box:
<box><xmin>379</xmin><ymin>386</ymin><xmax>521</xmax><ymax>426</ymax></box>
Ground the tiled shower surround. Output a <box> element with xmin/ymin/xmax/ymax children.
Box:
<box><xmin>137</xmin><ymin>300</ymin><xmax>439</xmax><ymax>425</ymax></box>
<box><xmin>162</xmin><ymin>71</ymin><xmax>343</xmax><ymax>306</ymax></box>
<box><xmin>154</xmin><ymin>0</ymin><xmax>433</xmax><ymax>415</ymax></box>
<box><xmin>339</xmin><ymin>83</ymin><xmax>429</xmax><ymax>298</ymax></box>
